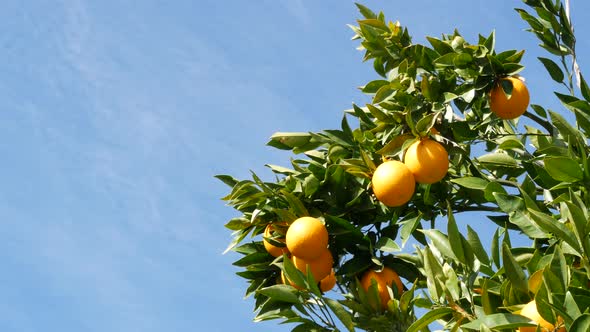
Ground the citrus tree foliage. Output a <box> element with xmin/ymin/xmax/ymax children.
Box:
<box><xmin>217</xmin><ymin>1</ymin><xmax>590</xmax><ymax>331</ymax></box>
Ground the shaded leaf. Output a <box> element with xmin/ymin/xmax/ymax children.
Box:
<box><xmin>406</xmin><ymin>307</ymin><xmax>453</xmax><ymax>332</ymax></box>
<box><xmin>324</xmin><ymin>298</ymin><xmax>355</xmax><ymax>332</ymax></box>
<box><xmin>258</xmin><ymin>285</ymin><xmax>300</xmax><ymax>304</ymax></box>
<box><xmin>502</xmin><ymin>242</ymin><xmax>528</xmax><ymax>293</ymax></box>
<box><xmin>376</xmin><ymin>236</ymin><xmax>401</xmax><ymax>253</ymax></box>
<box><xmin>538</xmin><ymin>57</ymin><xmax>564</xmax><ymax>82</ymax></box>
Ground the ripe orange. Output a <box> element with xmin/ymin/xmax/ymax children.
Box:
<box><xmin>286</xmin><ymin>217</ymin><xmax>329</xmax><ymax>260</ymax></box>
<box><xmin>371</xmin><ymin>160</ymin><xmax>415</xmax><ymax>207</ymax></box>
<box><xmin>263</xmin><ymin>224</ymin><xmax>289</xmax><ymax>257</ymax></box>
<box><xmin>360</xmin><ymin>267</ymin><xmax>404</xmax><ymax>310</ymax></box>
<box><xmin>292</xmin><ymin>248</ymin><xmax>333</xmax><ymax>282</ymax></box>
<box><xmin>518</xmin><ymin>300</ymin><xmax>565</xmax><ymax>332</ymax></box>
<box><xmin>403</xmin><ymin>138</ymin><xmax>449</xmax><ymax>184</ymax></box>
<box><xmin>320</xmin><ymin>269</ymin><xmax>337</xmax><ymax>292</ymax></box>
<box><xmin>490</xmin><ymin>76</ymin><xmax>530</xmax><ymax>120</ymax></box>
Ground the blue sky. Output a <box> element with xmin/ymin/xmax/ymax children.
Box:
<box><xmin>1</xmin><ymin>1</ymin><xmax>588</xmax><ymax>331</ymax></box>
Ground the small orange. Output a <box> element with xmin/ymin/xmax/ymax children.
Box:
<box><xmin>404</xmin><ymin>138</ymin><xmax>449</xmax><ymax>184</ymax></box>
<box><xmin>371</xmin><ymin>160</ymin><xmax>415</xmax><ymax>207</ymax></box>
<box><xmin>292</xmin><ymin>248</ymin><xmax>333</xmax><ymax>282</ymax></box>
<box><xmin>490</xmin><ymin>76</ymin><xmax>530</xmax><ymax>120</ymax></box>
<box><xmin>518</xmin><ymin>300</ymin><xmax>565</xmax><ymax>332</ymax></box>
<box><xmin>263</xmin><ymin>224</ymin><xmax>289</xmax><ymax>257</ymax></box>
<box><xmin>286</xmin><ymin>217</ymin><xmax>329</xmax><ymax>260</ymax></box>
<box><xmin>320</xmin><ymin>269</ymin><xmax>337</xmax><ymax>292</ymax></box>
<box><xmin>360</xmin><ymin>267</ymin><xmax>404</xmax><ymax>310</ymax></box>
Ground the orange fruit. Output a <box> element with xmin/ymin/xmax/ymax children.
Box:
<box><xmin>490</xmin><ymin>76</ymin><xmax>530</xmax><ymax>120</ymax></box>
<box><xmin>320</xmin><ymin>269</ymin><xmax>337</xmax><ymax>292</ymax></box>
<box><xmin>286</xmin><ymin>217</ymin><xmax>329</xmax><ymax>260</ymax></box>
<box><xmin>360</xmin><ymin>267</ymin><xmax>404</xmax><ymax>310</ymax></box>
<box><xmin>371</xmin><ymin>160</ymin><xmax>415</xmax><ymax>207</ymax></box>
<box><xmin>292</xmin><ymin>248</ymin><xmax>333</xmax><ymax>282</ymax></box>
<box><xmin>404</xmin><ymin>138</ymin><xmax>449</xmax><ymax>184</ymax></box>
<box><xmin>518</xmin><ymin>300</ymin><xmax>565</xmax><ymax>332</ymax></box>
<box><xmin>263</xmin><ymin>224</ymin><xmax>289</xmax><ymax>257</ymax></box>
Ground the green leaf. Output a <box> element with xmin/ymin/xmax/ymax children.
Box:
<box><xmin>338</xmin><ymin>254</ymin><xmax>372</xmax><ymax>277</ymax></box>
<box><xmin>564</xmin><ymin>291</ymin><xmax>581</xmax><ymax>320</ymax></box>
<box><xmin>420</xmin><ymin>229</ymin><xmax>456</xmax><ymax>260</ymax></box>
<box><xmin>362</xmin><ymin>80</ymin><xmax>389</xmax><ymax>93</ymax></box>
<box><xmin>545</xmin><ymin>246</ymin><xmax>568</xmax><ymax>293</ymax></box>
<box><xmin>426</xmin><ymin>36</ymin><xmax>454</xmax><ymax>55</ymax></box>
<box><xmin>483</xmin><ymin>30</ymin><xmax>495</xmax><ymax>53</ymax></box>
<box><xmin>224</xmin><ymin>217</ymin><xmax>250</xmax><ymax>231</ymax></box>
<box><xmin>550</xmin><ymin>110</ymin><xmax>583</xmax><ymax>143</ymax></box>
<box><xmin>454</xmin><ymin>53</ymin><xmax>473</xmax><ymax>68</ymax></box>
<box><xmin>269</xmin><ymin>132</ymin><xmax>312</xmax><ymax>149</ymax></box>
<box><xmin>324</xmin><ymin>298</ymin><xmax>355</xmax><ymax>332</ymax></box>
<box><xmin>538</xmin><ymin>57</ymin><xmax>564</xmax><ymax>83</ymax></box>
<box><xmin>422</xmin><ymin>247</ymin><xmax>444</xmax><ymax>301</ymax></box>
<box><xmin>375</xmin><ymin>236</ymin><xmax>401</xmax><ymax>253</ymax></box>
<box><xmin>406</xmin><ymin>307</ymin><xmax>454</xmax><ymax>332</ymax></box>
<box><xmin>580</xmin><ymin>74</ymin><xmax>590</xmax><ymax>102</ymax></box>
<box><xmin>494</xmin><ymin>193</ymin><xmax>524</xmax><ymax>214</ymax></box>
<box><xmin>500</xmin><ymin>78</ymin><xmax>514</xmax><ymax>98</ymax></box>
<box><xmin>280</xmin><ymin>190</ymin><xmax>309</xmax><ymax>217</ymax></box>
<box><xmin>415</xmin><ymin>112</ymin><xmax>440</xmax><ymax>135</ymax></box>
<box><xmin>530</xmin><ymin>104</ymin><xmax>547</xmax><ymax>118</ymax></box>
<box><xmin>509</xmin><ymin>210</ymin><xmax>548</xmax><ymax>239</ymax></box>
<box><xmin>215</xmin><ymin>174</ymin><xmax>239</xmax><ymax>188</ymax></box>
<box><xmin>400</xmin><ymin>214</ymin><xmax>422</xmax><ymax>247</ymax></box>
<box><xmin>491</xmin><ymin>229</ymin><xmax>500</xmax><ymax>269</ymax></box>
<box><xmin>233</xmin><ymin>252</ymin><xmax>269</xmax><ymax>267</ymax></box>
<box><xmin>373</xmin><ymin>85</ymin><xmax>396</xmax><ymax>104</ymax></box>
<box><xmin>447</xmin><ymin>208</ymin><xmax>466</xmax><ymax>265</ymax></box>
<box><xmin>565</xmin><ymin>200</ymin><xmax>589</xmax><ymax>252</ymax></box>
<box><xmin>502</xmin><ymin>242</ymin><xmax>528</xmax><ymax>293</ymax></box>
<box><xmin>302</xmin><ymin>174</ymin><xmax>320</xmax><ymax>197</ymax></box>
<box><xmin>358</xmin><ymin>19</ymin><xmax>389</xmax><ymax>32</ymax></box>
<box><xmin>461</xmin><ymin>313</ymin><xmax>536</xmax><ymax>330</ymax></box>
<box><xmin>351</xmin><ymin>103</ymin><xmax>377</xmax><ymax>129</ymax></box>
<box><xmin>283</xmin><ymin>254</ymin><xmax>307</xmax><ymax>290</ymax></box>
<box><xmin>467</xmin><ymin>225</ymin><xmax>490</xmax><ymax>266</ymax></box>
<box><xmin>544</xmin><ymin>156</ymin><xmax>583</xmax><ymax>182</ymax></box>
<box><xmin>434</xmin><ymin>53</ymin><xmax>457</xmax><ymax>67</ymax></box>
<box><xmin>478</xmin><ymin>153</ymin><xmax>518</xmax><ymax>168</ymax></box>
<box><xmin>484</xmin><ymin>182</ymin><xmax>507</xmax><ymax>202</ymax></box>
<box><xmin>515</xmin><ymin>8</ymin><xmax>545</xmax><ymax>31</ymax></box>
<box><xmin>355</xmin><ymin>3</ymin><xmax>377</xmax><ymax>19</ymax></box>
<box><xmin>570</xmin><ymin>313</ymin><xmax>590</xmax><ymax>332</ymax></box>
<box><xmin>366</xmin><ymin>104</ymin><xmax>391</xmax><ymax>122</ymax></box>
<box><xmin>258</xmin><ymin>285</ymin><xmax>300</xmax><ymax>304</ymax></box>
<box><xmin>266</xmin><ymin>164</ymin><xmax>297</xmax><ymax>175</ymax></box>
<box><xmin>451</xmin><ymin>177</ymin><xmax>489</xmax><ymax>190</ymax></box>
<box><xmin>528</xmin><ymin>209</ymin><xmax>581</xmax><ymax>254</ymax></box>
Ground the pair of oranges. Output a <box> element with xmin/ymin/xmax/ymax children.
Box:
<box><xmin>372</xmin><ymin>137</ymin><xmax>449</xmax><ymax>207</ymax></box>
<box><xmin>263</xmin><ymin>217</ymin><xmax>336</xmax><ymax>292</ymax></box>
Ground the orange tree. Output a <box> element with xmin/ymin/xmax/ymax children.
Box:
<box><xmin>217</xmin><ymin>1</ymin><xmax>590</xmax><ymax>331</ymax></box>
